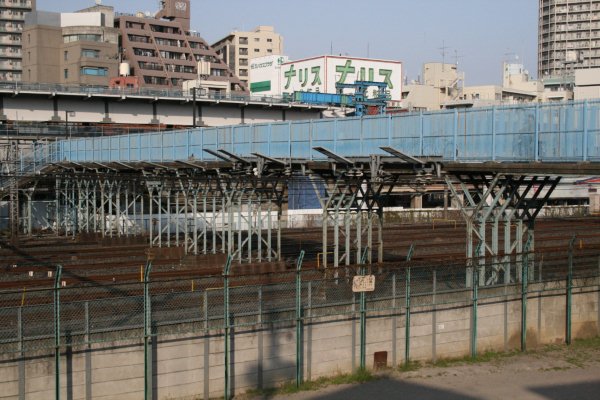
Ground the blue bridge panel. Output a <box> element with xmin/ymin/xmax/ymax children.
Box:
<box><xmin>25</xmin><ymin>100</ymin><xmax>600</xmax><ymax>171</ymax></box>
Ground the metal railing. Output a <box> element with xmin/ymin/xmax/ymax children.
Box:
<box><xmin>0</xmin><ymin>243</ymin><xmax>598</xmax><ymax>398</ymax></box>
<box><xmin>0</xmin><ymin>81</ymin><xmax>293</xmax><ymax>105</ymax></box>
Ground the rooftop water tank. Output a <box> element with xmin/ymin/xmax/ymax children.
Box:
<box><xmin>119</xmin><ymin>62</ymin><xmax>130</xmax><ymax>77</ymax></box>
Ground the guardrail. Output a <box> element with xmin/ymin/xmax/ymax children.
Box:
<box><xmin>0</xmin><ymin>82</ymin><xmax>294</xmax><ymax>105</ymax></box>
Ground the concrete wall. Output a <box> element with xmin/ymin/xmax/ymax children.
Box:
<box><xmin>0</xmin><ymin>278</ymin><xmax>598</xmax><ymax>399</ymax></box>
<box><xmin>285</xmin><ymin>205</ymin><xmax>590</xmax><ymax>229</ymax></box>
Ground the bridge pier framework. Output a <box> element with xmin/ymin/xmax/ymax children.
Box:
<box><xmin>446</xmin><ymin>172</ymin><xmax>561</xmax><ymax>286</ymax></box>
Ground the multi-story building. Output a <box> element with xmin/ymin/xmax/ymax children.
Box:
<box><xmin>402</xmin><ymin>63</ymin><xmax>463</xmax><ymax>110</ymax></box>
<box><xmin>22</xmin><ymin>5</ymin><xmax>119</xmax><ymax>86</ymax></box>
<box><xmin>538</xmin><ymin>0</ymin><xmax>600</xmax><ymax>78</ymax></box>
<box><xmin>117</xmin><ymin>0</ymin><xmax>246</xmax><ymax>92</ymax></box>
<box><xmin>0</xmin><ymin>0</ymin><xmax>35</xmax><ymax>82</ymax></box>
<box><xmin>212</xmin><ymin>26</ymin><xmax>283</xmax><ymax>87</ymax></box>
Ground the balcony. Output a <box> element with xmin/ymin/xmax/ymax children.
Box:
<box><xmin>0</xmin><ymin>60</ymin><xmax>21</xmax><ymax>70</ymax></box>
<box><xmin>0</xmin><ymin>49</ymin><xmax>21</xmax><ymax>58</ymax></box>
<box><xmin>0</xmin><ymin>0</ymin><xmax>32</xmax><ymax>8</ymax></box>
<box><xmin>0</xmin><ymin>36</ymin><xmax>20</xmax><ymax>45</ymax></box>
<box><xmin>0</xmin><ymin>24</ymin><xmax>22</xmax><ymax>33</ymax></box>
<box><xmin>138</xmin><ymin>62</ymin><xmax>164</xmax><ymax>71</ymax></box>
<box><xmin>0</xmin><ymin>12</ymin><xmax>25</xmax><ymax>21</ymax></box>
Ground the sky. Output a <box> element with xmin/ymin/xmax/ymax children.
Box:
<box><xmin>37</xmin><ymin>0</ymin><xmax>539</xmax><ymax>85</ymax></box>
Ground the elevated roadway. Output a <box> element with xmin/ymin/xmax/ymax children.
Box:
<box><xmin>0</xmin><ymin>82</ymin><xmax>324</xmax><ymax>128</ymax></box>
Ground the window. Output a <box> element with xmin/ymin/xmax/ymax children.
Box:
<box><xmin>63</xmin><ymin>34</ymin><xmax>101</xmax><ymax>43</ymax></box>
<box><xmin>267</xmin><ymin>38</ymin><xmax>273</xmax><ymax>42</ymax></box>
<box><xmin>239</xmin><ymin>68</ymin><xmax>248</xmax><ymax>77</ymax></box>
<box><xmin>81</xmin><ymin>49</ymin><xmax>100</xmax><ymax>59</ymax></box>
<box><xmin>239</xmin><ymin>47</ymin><xmax>248</xmax><ymax>55</ymax></box>
<box><xmin>267</xmin><ymin>49</ymin><xmax>272</xmax><ymax>53</ymax></box>
<box><xmin>81</xmin><ymin>67</ymin><xmax>108</xmax><ymax>76</ymax></box>
<box><xmin>254</xmin><ymin>37</ymin><xmax>260</xmax><ymax>42</ymax></box>
<box><xmin>254</xmin><ymin>48</ymin><xmax>260</xmax><ymax>53</ymax></box>
<box><xmin>239</xmin><ymin>37</ymin><xmax>248</xmax><ymax>45</ymax></box>
<box><xmin>64</xmin><ymin>69</ymin><xmax>68</xmax><ymax>79</ymax></box>
<box><xmin>64</xmin><ymin>51</ymin><xmax>68</xmax><ymax>61</ymax></box>
<box><xmin>133</xmin><ymin>48</ymin><xmax>156</xmax><ymax>57</ymax></box>
<box><xmin>239</xmin><ymin>58</ymin><xmax>248</xmax><ymax>66</ymax></box>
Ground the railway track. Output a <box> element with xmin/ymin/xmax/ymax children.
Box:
<box><xmin>0</xmin><ymin>217</ymin><xmax>598</xmax><ymax>293</ymax></box>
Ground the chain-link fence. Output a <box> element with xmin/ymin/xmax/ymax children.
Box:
<box><xmin>0</xmin><ymin>242</ymin><xmax>599</xmax><ymax>399</ymax></box>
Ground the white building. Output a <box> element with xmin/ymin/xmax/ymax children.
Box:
<box><xmin>248</xmin><ymin>54</ymin><xmax>288</xmax><ymax>95</ymax></box>
<box><xmin>249</xmin><ymin>55</ymin><xmax>403</xmax><ymax>101</ymax></box>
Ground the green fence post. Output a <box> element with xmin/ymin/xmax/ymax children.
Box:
<box><xmin>223</xmin><ymin>255</ymin><xmax>232</xmax><ymax>400</ymax></box>
<box><xmin>358</xmin><ymin>248</ymin><xmax>369</xmax><ymax>371</ymax></box>
<box><xmin>471</xmin><ymin>242</ymin><xmax>482</xmax><ymax>359</ymax></box>
<box><xmin>521</xmin><ymin>235</ymin><xmax>532</xmax><ymax>352</ymax></box>
<box><xmin>404</xmin><ymin>265</ymin><xmax>411</xmax><ymax>367</ymax></box>
<box><xmin>404</xmin><ymin>244</ymin><xmax>414</xmax><ymax>367</ymax></box>
<box><xmin>143</xmin><ymin>261</ymin><xmax>153</xmax><ymax>400</ymax></box>
<box><xmin>566</xmin><ymin>235</ymin><xmax>576</xmax><ymax>345</ymax></box>
<box><xmin>54</xmin><ymin>265</ymin><xmax>63</xmax><ymax>400</ymax></box>
<box><xmin>295</xmin><ymin>250</ymin><xmax>305</xmax><ymax>388</ymax></box>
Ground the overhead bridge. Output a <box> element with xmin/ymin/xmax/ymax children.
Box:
<box><xmin>4</xmin><ymin>100</ymin><xmax>600</xmax><ymax>287</ymax></box>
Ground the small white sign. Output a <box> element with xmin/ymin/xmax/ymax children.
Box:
<box><xmin>352</xmin><ymin>275</ymin><xmax>375</xmax><ymax>292</ymax></box>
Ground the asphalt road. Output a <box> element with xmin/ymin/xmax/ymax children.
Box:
<box><xmin>259</xmin><ymin>340</ymin><xmax>600</xmax><ymax>400</ymax></box>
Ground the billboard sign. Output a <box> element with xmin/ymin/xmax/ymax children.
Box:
<box><xmin>280</xmin><ymin>55</ymin><xmax>402</xmax><ymax>100</ymax></box>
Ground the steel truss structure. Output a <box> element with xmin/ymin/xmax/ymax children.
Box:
<box><xmin>446</xmin><ymin>172</ymin><xmax>561</xmax><ymax>286</ymax></box>
<box><xmin>4</xmin><ymin>145</ymin><xmax>591</xmax><ymax>280</ymax></box>
<box><xmin>37</xmin><ymin>158</ymin><xmax>288</xmax><ymax>263</ymax></box>
<box><xmin>308</xmin><ymin>150</ymin><xmax>419</xmax><ymax>269</ymax></box>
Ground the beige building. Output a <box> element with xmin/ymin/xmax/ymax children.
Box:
<box><xmin>539</xmin><ymin>0</ymin><xmax>600</xmax><ymax>78</ymax></box>
<box><xmin>574</xmin><ymin>67</ymin><xmax>600</xmax><ymax>99</ymax></box>
<box><xmin>22</xmin><ymin>5</ymin><xmax>119</xmax><ymax>86</ymax></box>
<box><xmin>0</xmin><ymin>0</ymin><xmax>35</xmax><ymax>82</ymax></box>
<box><xmin>212</xmin><ymin>26</ymin><xmax>283</xmax><ymax>86</ymax></box>
<box><xmin>401</xmin><ymin>63</ymin><xmax>463</xmax><ymax>110</ymax></box>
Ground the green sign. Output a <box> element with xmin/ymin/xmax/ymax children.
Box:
<box><xmin>250</xmin><ymin>80</ymin><xmax>271</xmax><ymax>93</ymax></box>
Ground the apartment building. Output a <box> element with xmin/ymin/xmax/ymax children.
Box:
<box><xmin>212</xmin><ymin>26</ymin><xmax>283</xmax><ymax>87</ymax></box>
<box><xmin>539</xmin><ymin>0</ymin><xmax>600</xmax><ymax>78</ymax></box>
<box><xmin>117</xmin><ymin>0</ymin><xmax>246</xmax><ymax>91</ymax></box>
<box><xmin>22</xmin><ymin>5</ymin><xmax>119</xmax><ymax>86</ymax></box>
<box><xmin>0</xmin><ymin>0</ymin><xmax>35</xmax><ymax>82</ymax></box>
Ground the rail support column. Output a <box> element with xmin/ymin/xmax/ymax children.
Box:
<box><xmin>295</xmin><ymin>250</ymin><xmax>305</xmax><ymax>387</ymax></box>
<box><xmin>54</xmin><ymin>265</ymin><xmax>63</xmax><ymax>400</ymax></box>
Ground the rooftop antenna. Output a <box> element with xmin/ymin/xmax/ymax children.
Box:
<box><xmin>504</xmin><ymin>49</ymin><xmax>518</xmax><ymax>63</ymax></box>
<box><xmin>438</xmin><ymin>40</ymin><xmax>449</xmax><ymax>71</ymax></box>
<box><xmin>330</xmin><ymin>41</ymin><xmax>333</xmax><ymax>55</ymax></box>
<box><xmin>453</xmin><ymin>49</ymin><xmax>464</xmax><ymax>66</ymax></box>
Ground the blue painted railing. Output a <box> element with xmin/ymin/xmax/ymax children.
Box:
<box><xmin>20</xmin><ymin>99</ymin><xmax>600</xmax><ymax>172</ymax></box>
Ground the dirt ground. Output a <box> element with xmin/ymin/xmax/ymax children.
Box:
<box><xmin>261</xmin><ymin>340</ymin><xmax>600</xmax><ymax>400</ymax></box>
